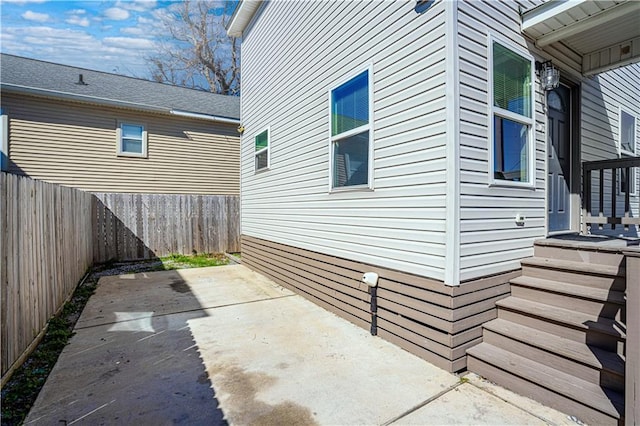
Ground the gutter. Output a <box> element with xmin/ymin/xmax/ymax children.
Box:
<box><xmin>170</xmin><ymin>109</ymin><xmax>240</xmax><ymax>125</ymax></box>
<box><xmin>1</xmin><ymin>83</ymin><xmax>240</xmax><ymax>124</ymax></box>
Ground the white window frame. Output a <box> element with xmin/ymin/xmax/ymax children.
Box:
<box><xmin>618</xmin><ymin>108</ymin><xmax>638</xmax><ymax>196</ymax></box>
<box><xmin>254</xmin><ymin>126</ymin><xmax>270</xmax><ymax>173</ymax></box>
<box><xmin>116</xmin><ymin>122</ymin><xmax>147</xmax><ymax>158</ymax></box>
<box><xmin>328</xmin><ymin>63</ymin><xmax>374</xmax><ymax>192</ymax></box>
<box><xmin>488</xmin><ymin>35</ymin><xmax>536</xmax><ymax>188</ymax></box>
<box><xmin>618</xmin><ymin>107</ymin><xmax>637</xmax><ymax>157</ymax></box>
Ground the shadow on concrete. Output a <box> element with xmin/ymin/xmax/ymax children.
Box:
<box><xmin>24</xmin><ymin>270</ymin><xmax>227</xmax><ymax>425</ymax></box>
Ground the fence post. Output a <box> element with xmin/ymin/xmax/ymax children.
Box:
<box><xmin>625</xmin><ymin>250</ymin><xmax>640</xmax><ymax>425</ymax></box>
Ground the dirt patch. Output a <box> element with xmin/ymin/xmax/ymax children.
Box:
<box><xmin>209</xmin><ymin>364</ymin><xmax>318</xmax><ymax>426</ymax></box>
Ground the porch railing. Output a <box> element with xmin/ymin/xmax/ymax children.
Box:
<box><xmin>581</xmin><ymin>157</ymin><xmax>640</xmax><ymax>234</ymax></box>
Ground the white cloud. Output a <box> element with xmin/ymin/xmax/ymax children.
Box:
<box><xmin>66</xmin><ymin>9</ymin><xmax>86</xmax><ymax>15</ymax></box>
<box><xmin>104</xmin><ymin>7</ymin><xmax>130</xmax><ymax>21</ymax></box>
<box><xmin>118</xmin><ymin>0</ymin><xmax>158</xmax><ymax>12</ymax></box>
<box><xmin>120</xmin><ymin>27</ymin><xmax>145</xmax><ymax>36</ymax></box>
<box><xmin>103</xmin><ymin>37</ymin><xmax>156</xmax><ymax>50</ymax></box>
<box><xmin>21</xmin><ymin>10</ymin><xmax>50</xmax><ymax>22</ymax></box>
<box><xmin>3</xmin><ymin>0</ymin><xmax>46</xmax><ymax>4</ymax></box>
<box><xmin>0</xmin><ymin>26</ymin><xmax>156</xmax><ymax>77</ymax></box>
<box><xmin>66</xmin><ymin>15</ymin><xmax>90</xmax><ymax>27</ymax></box>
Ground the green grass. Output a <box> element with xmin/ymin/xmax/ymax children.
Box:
<box><xmin>1</xmin><ymin>271</ymin><xmax>97</xmax><ymax>426</ymax></box>
<box><xmin>160</xmin><ymin>252</ymin><xmax>229</xmax><ymax>269</ymax></box>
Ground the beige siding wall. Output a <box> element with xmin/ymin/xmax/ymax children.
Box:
<box><xmin>3</xmin><ymin>93</ymin><xmax>239</xmax><ymax>194</ymax></box>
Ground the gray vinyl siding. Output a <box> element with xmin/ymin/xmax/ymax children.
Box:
<box><xmin>240</xmin><ymin>1</ymin><xmax>449</xmax><ymax>280</ymax></box>
<box><xmin>457</xmin><ymin>0</ymin><xmax>547</xmax><ymax>282</ymax></box>
<box><xmin>3</xmin><ymin>93</ymin><xmax>239</xmax><ymax>194</ymax></box>
<box><xmin>581</xmin><ymin>65</ymin><xmax>640</xmax><ymax>236</ymax></box>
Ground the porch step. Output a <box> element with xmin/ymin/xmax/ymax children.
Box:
<box><xmin>496</xmin><ymin>297</ymin><xmax>625</xmax><ymax>352</ymax></box>
<box><xmin>534</xmin><ymin>239</ymin><xmax>627</xmax><ymax>268</ymax></box>
<box><xmin>520</xmin><ymin>257</ymin><xmax>625</xmax><ymax>291</ymax></box>
<box><xmin>509</xmin><ymin>276</ymin><xmax>625</xmax><ymax>319</ymax></box>
<box><xmin>467</xmin><ymin>343</ymin><xmax>623</xmax><ymax>425</ymax></box>
<box><xmin>483</xmin><ymin>318</ymin><xmax>624</xmax><ymax>392</ymax></box>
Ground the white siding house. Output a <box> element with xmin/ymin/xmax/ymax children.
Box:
<box><xmin>229</xmin><ymin>0</ymin><xmax>640</xmax><ymax>388</ymax></box>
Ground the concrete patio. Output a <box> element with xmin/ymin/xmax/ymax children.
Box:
<box><xmin>25</xmin><ymin>265</ymin><xmax>574</xmax><ymax>425</ymax></box>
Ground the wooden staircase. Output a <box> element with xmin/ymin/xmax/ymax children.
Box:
<box><xmin>467</xmin><ymin>239</ymin><xmax>627</xmax><ymax>425</ymax></box>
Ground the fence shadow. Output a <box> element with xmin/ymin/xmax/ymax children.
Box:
<box><xmin>24</xmin><ymin>269</ymin><xmax>228</xmax><ymax>424</ymax></box>
<box><xmin>93</xmin><ymin>193</ymin><xmax>241</xmax><ymax>264</ymax></box>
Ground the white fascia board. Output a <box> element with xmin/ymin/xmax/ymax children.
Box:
<box><xmin>536</xmin><ymin>1</ymin><xmax>640</xmax><ymax>47</ymax></box>
<box><xmin>521</xmin><ymin>0</ymin><xmax>587</xmax><ymax>31</ymax></box>
<box><xmin>227</xmin><ymin>1</ymin><xmax>261</xmax><ymax>38</ymax></box>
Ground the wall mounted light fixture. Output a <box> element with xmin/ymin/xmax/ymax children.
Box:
<box><xmin>535</xmin><ymin>60</ymin><xmax>560</xmax><ymax>91</ymax></box>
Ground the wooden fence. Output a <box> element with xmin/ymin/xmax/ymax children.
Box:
<box><xmin>1</xmin><ymin>173</ymin><xmax>93</xmax><ymax>382</ymax></box>
<box><xmin>1</xmin><ymin>177</ymin><xmax>240</xmax><ymax>382</ymax></box>
<box><xmin>92</xmin><ymin>193</ymin><xmax>240</xmax><ymax>263</ymax></box>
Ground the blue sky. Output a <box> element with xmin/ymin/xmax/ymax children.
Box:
<box><xmin>0</xmin><ymin>0</ymin><xmax>185</xmax><ymax>78</ymax></box>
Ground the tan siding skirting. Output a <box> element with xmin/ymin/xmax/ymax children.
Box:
<box><xmin>242</xmin><ymin>235</ymin><xmax>517</xmax><ymax>372</ymax></box>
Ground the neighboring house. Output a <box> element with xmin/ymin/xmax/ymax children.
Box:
<box><xmin>0</xmin><ymin>54</ymin><xmax>240</xmax><ymax>194</ymax></box>
<box><xmin>229</xmin><ymin>1</ymin><xmax>640</xmax><ymax>424</ymax></box>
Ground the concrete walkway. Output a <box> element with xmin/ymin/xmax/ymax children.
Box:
<box><xmin>26</xmin><ymin>265</ymin><xmax>574</xmax><ymax>425</ymax></box>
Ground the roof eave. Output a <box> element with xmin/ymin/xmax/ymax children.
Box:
<box><xmin>1</xmin><ymin>83</ymin><xmax>240</xmax><ymax>123</ymax></box>
<box><xmin>227</xmin><ymin>1</ymin><xmax>261</xmax><ymax>38</ymax></box>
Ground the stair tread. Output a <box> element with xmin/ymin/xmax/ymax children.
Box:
<box><xmin>509</xmin><ymin>276</ymin><xmax>625</xmax><ymax>304</ymax></box>
<box><xmin>496</xmin><ymin>297</ymin><xmax>626</xmax><ymax>339</ymax></box>
<box><xmin>534</xmin><ymin>237</ymin><xmax>638</xmax><ymax>253</ymax></box>
<box><xmin>521</xmin><ymin>257</ymin><xmax>624</xmax><ymax>276</ymax></box>
<box><xmin>467</xmin><ymin>342</ymin><xmax>623</xmax><ymax>418</ymax></box>
<box><xmin>484</xmin><ymin>318</ymin><xmax>625</xmax><ymax>376</ymax></box>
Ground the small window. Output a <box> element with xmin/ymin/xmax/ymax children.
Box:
<box><xmin>490</xmin><ymin>39</ymin><xmax>534</xmax><ymax>186</ymax></box>
<box><xmin>117</xmin><ymin>123</ymin><xmax>147</xmax><ymax>157</ymax></box>
<box><xmin>330</xmin><ymin>68</ymin><xmax>372</xmax><ymax>189</ymax></box>
<box><xmin>620</xmin><ymin>109</ymin><xmax>636</xmax><ymax>156</ymax></box>
<box><xmin>255</xmin><ymin>128</ymin><xmax>269</xmax><ymax>171</ymax></box>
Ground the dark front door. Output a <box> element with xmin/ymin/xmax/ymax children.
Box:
<box><xmin>547</xmin><ymin>85</ymin><xmax>572</xmax><ymax>232</ymax></box>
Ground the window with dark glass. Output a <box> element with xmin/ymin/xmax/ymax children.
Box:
<box><xmin>255</xmin><ymin>129</ymin><xmax>269</xmax><ymax>171</ymax></box>
<box><xmin>491</xmin><ymin>41</ymin><xmax>533</xmax><ymax>184</ymax></box>
<box><xmin>330</xmin><ymin>70</ymin><xmax>370</xmax><ymax>188</ymax></box>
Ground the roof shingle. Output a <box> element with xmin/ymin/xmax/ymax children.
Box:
<box><xmin>0</xmin><ymin>54</ymin><xmax>240</xmax><ymax>120</ymax></box>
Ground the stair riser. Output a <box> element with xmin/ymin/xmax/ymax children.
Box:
<box><xmin>498</xmin><ymin>309</ymin><xmax>623</xmax><ymax>353</ymax></box>
<box><xmin>483</xmin><ymin>329</ymin><xmax>625</xmax><ymax>393</ymax></box>
<box><xmin>521</xmin><ymin>265</ymin><xmax>625</xmax><ymax>291</ymax></box>
<box><xmin>467</xmin><ymin>356</ymin><xmax>622</xmax><ymax>426</ymax></box>
<box><xmin>534</xmin><ymin>245</ymin><xmax>625</xmax><ymax>268</ymax></box>
<box><xmin>510</xmin><ymin>285</ymin><xmax>625</xmax><ymax>321</ymax></box>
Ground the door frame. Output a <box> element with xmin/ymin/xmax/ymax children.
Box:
<box><xmin>546</xmin><ymin>77</ymin><xmax>582</xmax><ymax>235</ymax></box>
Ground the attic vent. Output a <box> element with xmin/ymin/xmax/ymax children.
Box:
<box><xmin>75</xmin><ymin>74</ymin><xmax>88</xmax><ymax>85</ymax></box>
